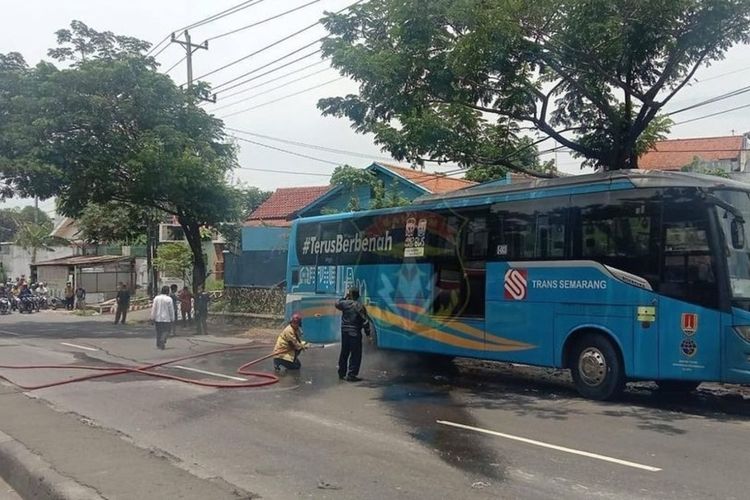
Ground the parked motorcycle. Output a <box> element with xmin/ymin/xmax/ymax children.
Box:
<box><xmin>18</xmin><ymin>296</ymin><xmax>35</xmax><ymax>314</ymax></box>
<box><xmin>48</xmin><ymin>296</ymin><xmax>64</xmax><ymax>310</ymax></box>
<box><xmin>0</xmin><ymin>297</ymin><xmax>10</xmax><ymax>315</ymax></box>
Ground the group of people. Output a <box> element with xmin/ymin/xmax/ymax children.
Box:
<box><xmin>273</xmin><ymin>288</ymin><xmax>373</xmax><ymax>382</ymax></box>
<box><xmin>149</xmin><ymin>283</ymin><xmax>372</xmax><ymax>380</ymax></box>
<box><xmin>149</xmin><ymin>285</ymin><xmax>211</xmax><ymax>350</ymax></box>
<box><xmin>63</xmin><ymin>282</ymin><xmax>86</xmax><ymax>310</ymax></box>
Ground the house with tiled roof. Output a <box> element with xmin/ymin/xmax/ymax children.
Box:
<box><xmin>639</xmin><ymin>134</ymin><xmax>750</xmax><ymax>173</ymax></box>
<box><xmin>294</xmin><ymin>162</ymin><xmax>475</xmax><ymax>218</ymax></box>
<box><xmin>227</xmin><ymin>162</ymin><xmax>475</xmax><ymax>289</ymax></box>
<box><xmin>245</xmin><ymin>186</ymin><xmax>331</xmax><ymax>228</ymax></box>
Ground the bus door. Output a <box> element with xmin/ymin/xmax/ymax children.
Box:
<box><xmin>656</xmin><ymin>194</ymin><xmax>722</xmax><ymax>381</ymax></box>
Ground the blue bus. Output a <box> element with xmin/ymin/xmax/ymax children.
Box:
<box><xmin>286</xmin><ymin>170</ymin><xmax>750</xmax><ymax>400</ymax></box>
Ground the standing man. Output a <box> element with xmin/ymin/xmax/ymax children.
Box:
<box><xmin>75</xmin><ymin>285</ymin><xmax>86</xmax><ymax>310</ymax></box>
<box><xmin>272</xmin><ymin>313</ymin><xmax>308</xmax><ymax>371</ymax></box>
<box><xmin>178</xmin><ymin>286</ymin><xmax>193</xmax><ymax>326</ymax></box>
<box><xmin>194</xmin><ymin>286</ymin><xmax>210</xmax><ymax>335</ymax></box>
<box><xmin>64</xmin><ymin>282</ymin><xmax>75</xmax><ymax>310</ymax></box>
<box><xmin>336</xmin><ymin>288</ymin><xmax>372</xmax><ymax>382</ymax></box>
<box><xmin>114</xmin><ymin>283</ymin><xmax>131</xmax><ymax>325</ymax></box>
<box><xmin>150</xmin><ymin>286</ymin><xmax>175</xmax><ymax>350</ymax></box>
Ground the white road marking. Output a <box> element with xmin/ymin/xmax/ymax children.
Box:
<box><xmin>0</xmin><ymin>329</ymin><xmax>20</xmax><ymax>337</ymax></box>
<box><xmin>436</xmin><ymin>420</ymin><xmax>662</xmax><ymax>472</ymax></box>
<box><xmin>172</xmin><ymin>365</ymin><xmax>248</xmax><ymax>382</ymax></box>
<box><xmin>60</xmin><ymin>342</ymin><xmax>98</xmax><ymax>352</ymax></box>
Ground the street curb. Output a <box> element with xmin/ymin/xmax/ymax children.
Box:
<box><xmin>0</xmin><ymin>430</ymin><xmax>103</xmax><ymax>500</ymax></box>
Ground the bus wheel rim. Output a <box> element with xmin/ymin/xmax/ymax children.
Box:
<box><xmin>579</xmin><ymin>347</ymin><xmax>607</xmax><ymax>386</ymax></box>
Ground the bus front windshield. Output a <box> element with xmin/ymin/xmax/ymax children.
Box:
<box><xmin>715</xmin><ymin>190</ymin><xmax>750</xmax><ymax>300</ymax></box>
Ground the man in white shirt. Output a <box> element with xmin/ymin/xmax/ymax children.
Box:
<box><xmin>150</xmin><ymin>286</ymin><xmax>176</xmax><ymax>350</ymax></box>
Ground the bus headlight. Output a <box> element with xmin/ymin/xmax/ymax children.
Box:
<box><xmin>733</xmin><ymin>325</ymin><xmax>750</xmax><ymax>342</ymax></box>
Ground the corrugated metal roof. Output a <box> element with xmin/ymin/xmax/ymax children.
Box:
<box><xmin>33</xmin><ymin>255</ymin><xmax>133</xmax><ymax>267</ymax></box>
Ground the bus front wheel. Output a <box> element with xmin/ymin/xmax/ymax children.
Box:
<box><xmin>571</xmin><ymin>334</ymin><xmax>625</xmax><ymax>401</ymax></box>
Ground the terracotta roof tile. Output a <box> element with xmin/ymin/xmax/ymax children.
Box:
<box><xmin>639</xmin><ymin>136</ymin><xmax>744</xmax><ymax>171</ymax></box>
<box><xmin>246</xmin><ymin>185</ymin><xmax>330</xmax><ymax>226</ymax></box>
<box><xmin>376</xmin><ymin>163</ymin><xmax>476</xmax><ymax>193</ymax></box>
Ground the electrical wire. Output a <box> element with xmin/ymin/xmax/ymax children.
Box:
<box><xmin>212</xmin><ymin>67</ymin><xmax>333</xmax><ymax>111</ymax></box>
<box><xmin>165</xmin><ymin>55</ymin><xmax>188</xmax><ymax>74</ymax></box>
<box><xmin>227</xmin><ymin>127</ymin><xmax>397</xmax><ymax>161</ymax></box>
<box><xmin>147</xmin><ymin>0</ymin><xmax>265</xmax><ymax>57</ymax></box>
<box><xmin>230</xmin><ymin>136</ymin><xmax>342</xmax><ymax>166</ymax></box>
<box><xmin>216</xmin><ymin>59</ymin><xmax>327</xmax><ymax>101</ymax></box>
<box><xmin>183</xmin><ymin>0</ymin><xmax>266</xmax><ymax>31</ymax></box>
<box><xmin>219</xmin><ymin>77</ymin><xmax>344</xmax><ymax>118</ymax></box>
<box><xmin>668</xmin><ymin>85</ymin><xmax>750</xmax><ymax>115</ymax></box>
<box><xmin>214</xmin><ymin>48</ymin><xmax>324</xmax><ymax>95</ymax></box>
<box><xmin>192</xmin><ymin>0</ymin><xmax>365</xmax><ymax>84</ymax></box>
<box><xmin>207</xmin><ymin>0</ymin><xmax>322</xmax><ymax>42</ymax></box>
<box><xmin>672</xmin><ymin>102</ymin><xmax>750</xmax><ymax>126</ymax></box>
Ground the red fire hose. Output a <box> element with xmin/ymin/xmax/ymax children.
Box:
<box><xmin>0</xmin><ymin>342</ymin><xmax>299</xmax><ymax>391</ymax></box>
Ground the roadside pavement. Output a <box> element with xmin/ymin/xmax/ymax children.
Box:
<box><xmin>0</xmin><ymin>475</ymin><xmax>21</xmax><ymax>500</ymax></box>
<box><xmin>0</xmin><ymin>384</ymin><xmax>254</xmax><ymax>500</ymax></box>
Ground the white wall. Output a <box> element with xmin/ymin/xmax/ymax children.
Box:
<box><xmin>0</xmin><ymin>244</ymin><xmax>75</xmax><ymax>282</ymax></box>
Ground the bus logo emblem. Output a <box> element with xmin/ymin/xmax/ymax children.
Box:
<box><xmin>504</xmin><ymin>269</ymin><xmax>528</xmax><ymax>300</ymax></box>
<box><xmin>681</xmin><ymin>313</ymin><xmax>698</xmax><ymax>335</ymax></box>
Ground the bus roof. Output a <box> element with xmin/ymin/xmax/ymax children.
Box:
<box><xmin>292</xmin><ymin>170</ymin><xmax>750</xmax><ymax>225</ymax></box>
<box><xmin>414</xmin><ymin>169</ymin><xmax>750</xmax><ymax>204</ymax></box>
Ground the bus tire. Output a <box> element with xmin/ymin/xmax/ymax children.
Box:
<box><xmin>571</xmin><ymin>334</ymin><xmax>625</xmax><ymax>401</ymax></box>
<box><xmin>656</xmin><ymin>380</ymin><xmax>700</xmax><ymax>393</ymax></box>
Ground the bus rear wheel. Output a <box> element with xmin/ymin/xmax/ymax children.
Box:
<box><xmin>571</xmin><ymin>334</ymin><xmax>625</xmax><ymax>401</ymax></box>
<box><xmin>656</xmin><ymin>380</ymin><xmax>700</xmax><ymax>393</ymax></box>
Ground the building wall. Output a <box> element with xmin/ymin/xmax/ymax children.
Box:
<box><xmin>0</xmin><ymin>244</ymin><xmax>75</xmax><ymax>283</ymax></box>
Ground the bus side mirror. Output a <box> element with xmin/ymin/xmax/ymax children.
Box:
<box><xmin>731</xmin><ymin>218</ymin><xmax>745</xmax><ymax>249</ymax></box>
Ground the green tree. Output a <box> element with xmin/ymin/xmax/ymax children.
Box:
<box><xmin>76</xmin><ymin>202</ymin><xmax>157</xmax><ymax>244</ymax></box>
<box><xmin>0</xmin><ymin>205</ymin><xmax>52</xmax><ymax>242</ymax></box>
<box><xmin>328</xmin><ymin>165</ymin><xmax>410</xmax><ymax>212</ymax></box>
<box><xmin>15</xmin><ymin>222</ymin><xmax>66</xmax><ymax>263</ymax></box>
<box><xmin>0</xmin><ymin>21</ymin><xmax>240</xmax><ymax>291</ymax></box>
<box><xmin>153</xmin><ymin>243</ymin><xmax>193</xmax><ymax>284</ymax></box>
<box><xmin>319</xmin><ymin>0</ymin><xmax>750</xmax><ymax>172</ymax></box>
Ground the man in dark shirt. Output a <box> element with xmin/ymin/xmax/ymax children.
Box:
<box><xmin>114</xmin><ymin>283</ymin><xmax>131</xmax><ymax>325</ymax></box>
<box><xmin>169</xmin><ymin>284</ymin><xmax>179</xmax><ymax>335</ymax></box>
<box><xmin>335</xmin><ymin>288</ymin><xmax>371</xmax><ymax>381</ymax></box>
<box><xmin>195</xmin><ymin>286</ymin><xmax>210</xmax><ymax>335</ymax></box>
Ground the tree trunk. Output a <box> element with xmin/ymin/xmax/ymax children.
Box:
<box><xmin>179</xmin><ymin>217</ymin><xmax>207</xmax><ymax>294</ymax></box>
<box><xmin>146</xmin><ymin>222</ymin><xmax>157</xmax><ymax>298</ymax></box>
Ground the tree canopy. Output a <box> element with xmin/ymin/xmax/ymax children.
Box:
<box><xmin>319</xmin><ymin>0</ymin><xmax>750</xmax><ymax>172</ymax></box>
<box><xmin>0</xmin><ymin>205</ymin><xmax>52</xmax><ymax>242</ymax></box>
<box><xmin>0</xmin><ymin>21</ymin><xmax>241</xmax><ymax>289</ymax></box>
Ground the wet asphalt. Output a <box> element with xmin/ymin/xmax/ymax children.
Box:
<box><xmin>0</xmin><ymin>311</ymin><xmax>749</xmax><ymax>499</ymax></box>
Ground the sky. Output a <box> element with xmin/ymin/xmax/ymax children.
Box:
<box><xmin>2</xmin><ymin>0</ymin><xmax>750</xmax><ymax>213</ymax></box>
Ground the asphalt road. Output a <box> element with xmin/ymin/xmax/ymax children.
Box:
<box><xmin>0</xmin><ymin>311</ymin><xmax>749</xmax><ymax>499</ymax></box>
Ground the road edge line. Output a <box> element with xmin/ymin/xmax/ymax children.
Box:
<box><xmin>436</xmin><ymin>420</ymin><xmax>662</xmax><ymax>472</ymax></box>
<box><xmin>0</xmin><ymin>429</ymin><xmax>104</xmax><ymax>500</ymax></box>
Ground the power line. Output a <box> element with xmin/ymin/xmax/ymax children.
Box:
<box><xmin>219</xmin><ymin>77</ymin><xmax>344</xmax><ymax>118</ymax></box>
<box><xmin>237</xmin><ymin>166</ymin><xmax>332</xmax><ymax>177</ymax></box>
<box><xmin>230</xmin><ymin>136</ymin><xmax>341</xmax><ymax>166</ymax></box>
<box><xmin>192</xmin><ymin>0</ymin><xmax>365</xmax><ymax>84</ymax></box>
<box><xmin>213</xmin><ymin>48</ymin><xmax>324</xmax><ymax>95</ymax></box>
<box><xmin>207</xmin><ymin>0</ymin><xmax>322</xmax><ymax>42</ymax></box>
<box><xmin>183</xmin><ymin>0</ymin><xmax>266</xmax><ymax>31</ymax></box>
<box><xmin>212</xmin><ymin>67</ymin><xmax>332</xmax><ymax>111</ymax></box>
<box><xmin>672</xmin><ymin>102</ymin><xmax>750</xmax><ymax>126</ymax></box>
<box><xmin>165</xmin><ymin>55</ymin><xmax>188</xmax><ymax>74</ymax></box>
<box><xmin>668</xmin><ymin>85</ymin><xmax>750</xmax><ymax>115</ymax></box>
<box><xmin>216</xmin><ymin>59</ymin><xmax>327</xmax><ymax>101</ymax></box>
<box><xmin>694</xmin><ymin>64</ymin><xmax>750</xmax><ymax>84</ymax></box>
<box><xmin>148</xmin><ymin>0</ymin><xmax>265</xmax><ymax>57</ymax></box>
<box><xmin>227</xmin><ymin>127</ymin><xmax>397</xmax><ymax>161</ymax></box>
<box><xmin>150</xmin><ymin>42</ymin><xmax>172</xmax><ymax>59</ymax></box>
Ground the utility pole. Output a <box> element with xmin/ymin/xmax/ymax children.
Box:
<box><xmin>170</xmin><ymin>30</ymin><xmax>215</xmax><ymax>103</ymax></box>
